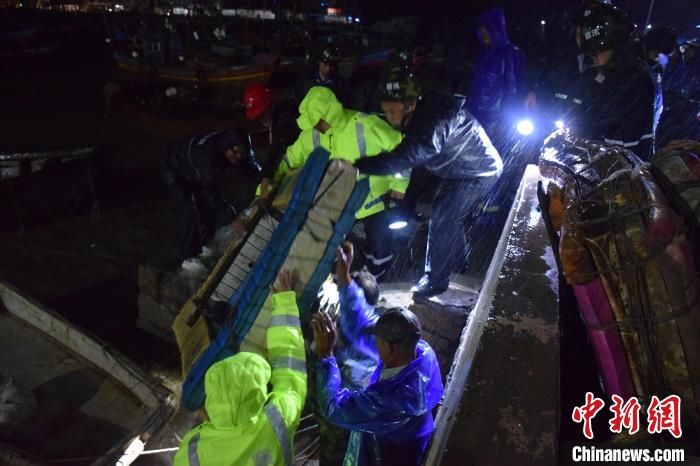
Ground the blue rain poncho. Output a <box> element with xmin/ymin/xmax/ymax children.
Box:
<box><xmin>333</xmin><ymin>281</ymin><xmax>381</xmax><ymax>390</ymax></box>
<box><xmin>316</xmin><ymin>336</ymin><xmax>443</xmax><ymax>466</ymax></box>
<box><xmin>466</xmin><ymin>8</ymin><xmax>526</xmax><ymax>134</ymax></box>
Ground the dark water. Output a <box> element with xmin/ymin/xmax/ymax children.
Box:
<box><xmin>1</xmin><ymin>13</ymin><xmax>186</xmax><ymax>370</ymax></box>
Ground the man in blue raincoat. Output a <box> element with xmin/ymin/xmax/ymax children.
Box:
<box><xmin>311</xmin><ymin>273</ymin><xmax>443</xmax><ymax>466</ymax></box>
<box><xmin>463</xmin><ymin>8</ymin><xmax>526</xmax><ymax>275</ymax></box>
<box><xmin>466</xmin><ymin>7</ymin><xmax>526</xmax><ymax>140</ymax></box>
<box><xmin>314</xmin><ymin>241</ymin><xmax>382</xmax><ymax>466</ymax></box>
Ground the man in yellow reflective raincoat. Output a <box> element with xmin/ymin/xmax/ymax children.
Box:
<box><xmin>173</xmin><ymin>270</ymin><xmax>306</xmax><ymax>466</ymax></box>
<box><xmin>273</xmin><ymin>86</ymin><xmax>407</xmax><ymax>280</ymax></box>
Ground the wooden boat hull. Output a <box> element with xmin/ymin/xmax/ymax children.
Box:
<box><xmin>0</xmin><ymin>281</ymin><xmax>174</xmax><ymax>465</ymax></box>
<box><xmin>114</xmin><ymin>53</ymin><xmax>276</xmax><ymax>96</ymax></box>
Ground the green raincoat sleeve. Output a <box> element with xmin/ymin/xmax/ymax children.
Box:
<box><xmin>272</xmin><ymin>131</ymin><xmax>315</xmax><ymax>183</ymax></box>
<box><xmin>266</xmin><ymin>290</ymin><xmax>308</xmax><ymax>433</ymax></box>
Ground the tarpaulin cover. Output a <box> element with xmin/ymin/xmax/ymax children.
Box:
<box><xmin>539</xmin><ymin>132</ymin><xmax>700</xmax><ymax>425</ymax></box>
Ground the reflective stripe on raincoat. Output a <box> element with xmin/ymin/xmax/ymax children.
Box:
<box><xmin>276</xmin><ymin>86</ymin><xmax>407</xmax><ymax>219</ymax></box>
<box><xmin>173</xmin><ymin>291</ymin><xmax>306</xmax><ymax>466</ymax></box>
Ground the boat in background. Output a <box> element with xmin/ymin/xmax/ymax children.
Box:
<box><xmin>0</xmin><ymin>146</ymin><xmax>115</xmax><ymax>231</ymax></box>
<box><xmin>113</xmin><ymin>50</ymin><xmax>280</xmax><ymax>97</ymax></box>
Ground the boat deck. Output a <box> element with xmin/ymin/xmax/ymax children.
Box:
<box><xmin>1</xmin><ymin>311</ymin><xmax>151</xmax><ymax>464</ymax></box>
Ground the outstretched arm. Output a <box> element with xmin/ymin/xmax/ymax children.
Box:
<box><xmin>267</xmin><ymin>271</ymin><xmax>307</xmax><ymax>432</ymax></box>
<box><xmin>355</xmin><ymin>117</ymin><xmax>447</xmax><ymax>175</ymax></box>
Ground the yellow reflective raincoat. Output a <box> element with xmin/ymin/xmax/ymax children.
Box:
<box><xmin>173</xmin><ymin>291</ymin><xmax>307</xmax><ymax>466</ymax></box>
<box><xmin>275</xmin><ymin>86</ymin><xmax>407</xmax><ymax>219</ymax></box>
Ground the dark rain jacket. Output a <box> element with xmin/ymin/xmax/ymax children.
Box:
<box><xmin>294</xmin><ymin>69</ymin><xmax>349</xmax><ymax>105</ymax></box>
<box><xmin>664</xmin><ymin>52</ymin><xmax>700</xmax><ymax>101</ymax></box>
<box><xmin>355</xmin><ymin>98</ymin><xmax>502</xmax><ymax>180</ymax></box>
<box><xmin>554</xmin><ymin>43</ymin><xmax>658</xmax><ymax>159</ymax></box>
<box><xmin>260</xmin><ymin>99</ymin><xmax>301</xmax><ymax>180</ymax></box>
<box><xmin>316</xmin><ymin>339</ymin><xmax>443</xmax><ymax>466</ymax></box>
<box><xmin>467</xmin><ymin>8</ymin><xmax>526</xmax><ymax>134</ymax></box>
<box><xmin>659</xmin><ymin>53</ymin><xmax>700</xmax><ymax>143</ymax></box>
<box><xmin>162</xmin><ymin>130</ymin><xmax>261</xmax><ymax>217</ymax></box>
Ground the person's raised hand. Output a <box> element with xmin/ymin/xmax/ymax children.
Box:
<box><xmin>259</xmin><ymin>177</ymin><xmax>271</xmax><ymax>197</ymax></box>
<box><xmin>271</xmin><ymin>269</ymin><xmax>294</xmax><ymax>294</ymax></box>
<box><xmin>335</xmin><ymin>241</ymin><xmax>354</xmax><ymax>286</ymax></box>
<box><xmin>311</xmin><ymin>311</ymin><xmax>337</xmax><ymax>358</ymax></box>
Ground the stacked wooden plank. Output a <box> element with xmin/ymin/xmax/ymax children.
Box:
<box><xmin>539</xmin><ymin>132</ymin><xmax>700</xmax><ymax>425</ymax></box>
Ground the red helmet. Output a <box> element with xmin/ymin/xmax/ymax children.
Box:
<box><xmin>243</xmin><ymin>83</ymin><xmax>273</xmax><ymax>120</ymax></box>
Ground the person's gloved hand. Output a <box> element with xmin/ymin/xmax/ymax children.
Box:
<box><xmin>259</xmin><ymin>177</ymin><xmax>272</xmax><ymax>198</ymax></box>
<box><xmin>385</xmin><ymin>195</ymin><xmax>422</xmax><ymax>222</ymax></box>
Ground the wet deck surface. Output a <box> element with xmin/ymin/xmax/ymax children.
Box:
<box><xmin>439</xmin><ymin>168</ymin><xmax>561</xmax><ymax>466</ymax></box>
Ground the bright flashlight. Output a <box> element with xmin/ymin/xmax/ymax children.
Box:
<box><xmin>389</xmin><ymin>220</ymin><xmax>408</xmax><ymax>230</ymax></box>
<box><xmin>516</xmin><ymin>119</ymin><xmax>535</xmax><ymax>136</ymax></box>
<box><xmin>555</xmin><ymin>120</ymin><xmax>565</xmax><ymax>130</ymax></box>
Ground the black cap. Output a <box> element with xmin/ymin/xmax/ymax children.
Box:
<box><xmin>218</xmin><ymin>128</ymin><xmax>251</xmax><ymax>153</ymax></box>
<box><xmin>372</xmin><ymin>307</ymin><xmax>422</xmax><ymax>347</ymax></box>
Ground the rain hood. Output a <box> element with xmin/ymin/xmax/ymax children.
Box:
<box><xmin>468</xmin><ymin>8</ymin><xmax>526</xmax><ymax>133</ymax></box>
<box><xmin>476</xmin><ymin>7</ymin><xmax>510</xmax><ymax>49</ymax></box>
<box><xmin>204</xmin><ymin>352</ymin><xmax>270</xmax><ymax>429</ymax></box>
<box><xmin>296</xmin><ymin>86</ymin><xmax>349</xmax><ymax>132</ymax></box>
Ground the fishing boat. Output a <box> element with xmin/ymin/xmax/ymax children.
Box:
<box><xmin>0</xmin><ymin>280</ymin><xmax>174</xmax><ymax>465</ymax></box>
<box><xmin>0</xmin><ymin>146</ymin><xmax>113</xmax><ymax>231</ymax></box>
<box><xmin>109</xmin><ymin>86</ymin><xmax>243</xmax><ymax>139</ymax></box>
<box><xmin>0</xmin><ymin>147</ymin><xmax>99</xmax><ymax>181</ymax></box>
<box><xmin>113</xmin><ymin>50</ymin><xmax>282</xmax><ymax>96</ymax></box>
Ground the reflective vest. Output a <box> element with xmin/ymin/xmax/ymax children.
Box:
<box><xmin>173</xmin><ymin>291</ymin><xmax>307</xmax><ymax>466</ymax></box>
<box><xmin>276</xmin><ymin>111</ymin><xmax>407</xmax><ymax>219</ymax></box>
